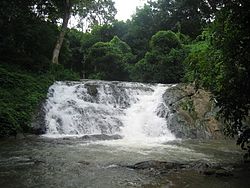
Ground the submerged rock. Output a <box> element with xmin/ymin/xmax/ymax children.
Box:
<box><xmin>215</xmin><ymin>169</ymin><xmax>233</xmax><ymax>177</ymax></box>
<box><xmin>127</xmin><ymin>160</ymin><xmax>234</xmax><ymax>177</ymax></box>
<box><xmin>77</xmin><ymin>161</ymin><xmax>91</xmax><ymax>166</ymax></box>
<box><xmin>127</xmin><ymin>160</ymin><xmax>184</xmax><ymax>170</ymax></box>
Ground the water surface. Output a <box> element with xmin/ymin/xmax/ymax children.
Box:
<box><xmin>0</xmin><ymin>136</ymin><xmax>247</xmax><ymax>188</ymax></box>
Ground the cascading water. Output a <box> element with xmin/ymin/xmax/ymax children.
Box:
<box><xmin>120</xmin><ymin>84</ymin><xmax>175</xmax><ymax>143</ymax></box>
<box><xmin>44</xmin><ymin>80</ymin><xmax>175</xmax><ymax>143</ymax></box>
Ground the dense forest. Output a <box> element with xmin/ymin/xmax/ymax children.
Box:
<box><xmin>0</xmin><ymin>0</ymin><xmax>249</xmax><ymax>156</ymax></box>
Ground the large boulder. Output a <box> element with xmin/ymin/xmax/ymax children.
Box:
<box><xmin>164</xmin><ymin>84</ymin><xmax>224</xmax><ymax>139</ymax></box>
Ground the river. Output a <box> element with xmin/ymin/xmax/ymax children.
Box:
<box><xmin>0</xmin><ymin>80</ymin><xmax>249</xmax><ymax>187</ymax></box>
<box><xmin>0</xmin><ymin>137</ymin><xmax>248</xmax><ymax>188</ymax></box>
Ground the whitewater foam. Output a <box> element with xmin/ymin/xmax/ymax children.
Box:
<box><xmin>43</xmin><ymin>80</ymin><xmax>176</xmax><ymax>145</ymax></box>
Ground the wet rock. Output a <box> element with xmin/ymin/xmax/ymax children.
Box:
<box><xmin>185</xmin><ymin>161</ymin><xmax>234</xmax><ymax>177</ymax></box>
<box><xmin>127</xmin><ymin>160</ymin><xmax>234</xmax><ymax>178</ymax></box>
<box><xmin>215</xmin><ymin>169</ymin><xmax>233</xmax><ymax>177</ymax></box>
<box><xmin>34</xmin><ymin>159</ymin><xmax>46</xmax><ymax>165</ymax></box>
<box><xmin>199</xmin><ymin>168</ymin><xmax>233</xmax><ymax>177</ymax></box>
<box><xmin>85</xmin><ymin>84</ymin><xmax>98</xmax><ymax>97</ymax></box>
<box><xmin>79</xmin><ymin>134</ymin><xmax>122</xmax><ymax>141</ymax></box>
<box><xmin>78</xmin><ymin>161</ymin><xmax>90</xmax><ymax>166</ymax></box>
<box><xmin>0</xmin><ymin>157</ymin><xmax>45</xmax><ymax>167</ymax></box>
<box><xmin>33</xmin><ymin>128</ymin><xmax>46</xmax><ymax>135</ymax></box>
<box><xmin>31</xmin><ymin>101</ymin><xmax>47</xmax><ymax>135</ymax></box>
<box><xmin>126</xmin><ymin>160</ymin><xmax>185</xmax><ymax>175</ymax></box>
<box><xmin>203</xmin><ymin>169</ymin><xmax>217</xmax><ymax>175</ymax></box>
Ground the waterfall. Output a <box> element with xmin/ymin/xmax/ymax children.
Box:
<box><xmin>44</xmin><ymin>80</ymin><xmax>175</xmax><ymax>142</ymax></box>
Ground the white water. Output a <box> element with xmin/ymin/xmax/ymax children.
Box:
<box><xmin>44</xmin><ymin>80</ymin><xmax>175</xmax><ymax>144</ymax></box>
<box><xmin>120</xmin><ymin>84</ymin><xmax>175</xmax><ymax>144</ymax></box>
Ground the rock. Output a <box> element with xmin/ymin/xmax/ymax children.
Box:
<box><xmin>127</xmin><ymin>160</ymin><xmax>184</xmax><ymax>174</ymax></box>
<box><xmin>33</xmin><ymin>128</ymin><xmax>46</xmax><ymax>135</ymax></box>
<box><xmin>163</xmin><ymin>84</ymin><xmax>224</xmax><ymax>139</ymax></box>
<box><xmin>78</xmin><ymin>161</ymin><xmax>90</xmax><ymax>165</ymax></box>
<box><xmin>127</xmin><ymin>160</ymin><xmax>234</xmax><ymax>178</ymax></box>
<box><xmin>31</xmin><ymin>100</ymin><xmax>47</xmax><ymax>135</ymax></box>
<box><xmin>85</xmin><ymin>84</ymin><xmax>98</xmax><ymax>97</ymax></box>
<box><xmin>80</xmin><ymin>134</ymin><xmax>122</xmax><ymax>141</ymax></box>
<box><xmin>215</xmin><ymin>169</ymin><xmax>233</xmax><ymax>177</ymax></box>
<box><xmin>203</xmin><ymin>169</ymin><xmax>217</xmax><ymax>175</ymax></box>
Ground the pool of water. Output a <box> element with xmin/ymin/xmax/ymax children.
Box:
<box><xmin>0</xmin><ymin>136</ymin><xmax>248</xmax><ymax>188</ymax></box>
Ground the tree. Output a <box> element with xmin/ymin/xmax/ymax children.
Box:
<box><xmin>118</xmin><ymin>4</ymin><xmax>159</xmax><ymax>62</ymax></box>
<box><xmin>110</xmin><ymin>36</ymin><xmax>135</xmax><ymax>64</ymax></box>
<box><xmin>150</xmin><ymin>31</ymin><xmax>181</xmax><ymax>54</ymax></box>
<box><xmin>86</xmin><ymin>36</ymin><xmax>133</xmax><ymax>80</ymax></box>
<box><xmin>50</xmin><ymin>0</ymin><xmax>117</xmax><ymax>64</ymax></box>
<box><xmin>147</xmin><ymin>0</ymin><xmax>223</xmax><ymax>38</ymax></box>
<box><xmin>131</xmin><ymin>30</ymin><xmax>186</xmax><ymax>83</ymax></box>
<box><xmin>0</xmin><ymin>0</ymin><xmax>65</xmax><ymax>71</ymax></box>
<box><xmin>210</xmin><ymin>1</ymin><xmax>250</xmax><ymax>137</ymax></box>
<box><xmin>62</xmin><ymin>29</ymin><xmax>85</xmax><ymax>76</ymax></box>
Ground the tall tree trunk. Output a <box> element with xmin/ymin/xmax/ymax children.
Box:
<box><xmin>52</xmin><ymin>0</ymin><xmax>71</xmax><ymax>64</ymax></box>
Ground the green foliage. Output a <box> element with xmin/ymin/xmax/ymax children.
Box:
<box><xmin>131</xmin><ymin>30</ymin><xmax>186</xmax><ymax>83</ymax></box>
<box><xmin>148</xmin><ymin>0</ymin><xmax>222</xmax><ymax>38</ymax></box>
<box><xmin>183</xmin><ymin>37</ymin><xmax>223</xmax><ymax>91</ymax></box>
<box><xmin>110</xmin><ymin>36</ymin><xmax>135</xmax><ymax>64</ymax></box>
<box><xmin>86</xmin><ymin>36</ymin><xmax>133</xmax><ymax>81</ymax></box>
<box><xmin>0</xmin><ymin>3</ymin><xmax>47</xmax><ymax>71</ymax></box>
<box><xmin>150</xmin><ymin>31</ymin><xmax>181</xmax><ymax>53</ymax></box>
<box><xmin>0</xmin><ymin>0</ymin><xmax>75</xmax><ymax>72</ymax></box>
<box><xmin>130</xmin><ymin>59</ymin><xmax>156</xmax><ymax>83</ymax></box>
<box><xmin>48</xmin><ymin>64</ymin><xmax>80</xmax><ymax>81</ymax></box>
<box><xmin>62</xmin><ymin>29</ymin><xmax>85</xmax><ymax>76</ymax></box>
<box><xmin>209</xmin><ymin>3</ymin><xmax>250</xmax><ymax>159</ymax></box>
<box><xmin>116</xmin><ymin>0</ymin><xmax>222</xmax><ymax>62</ymax></box>
<box><xmin>185</xmin><ymin>1</ymin><xmax>250</xmax><ymax>135</ymax></box>
<box><xmin>180</xmin><ymin>99</ymin><xmax>198</xmax><ymax>120</ymax></box>
<box><xmin>123</xmin><ymin>4</ymin><xmax>159</xmax><ymax>61</ymax></box>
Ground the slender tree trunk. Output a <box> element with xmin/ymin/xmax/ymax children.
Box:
<box><xmin>52</xmin><ymin>0</ymin><xmax>71</xmax><ymax>64</ymax></box>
